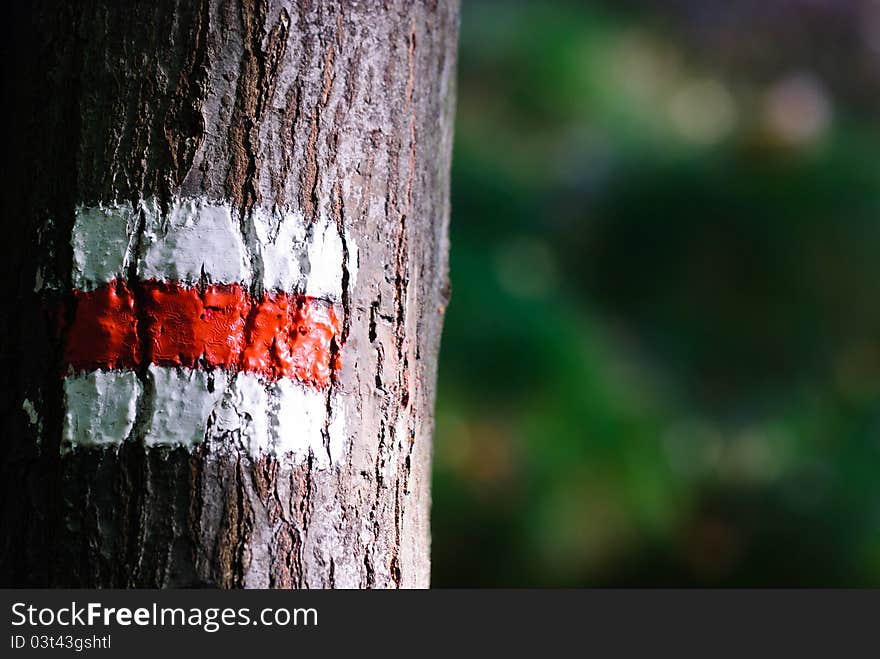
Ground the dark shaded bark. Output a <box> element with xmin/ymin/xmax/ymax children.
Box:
<box><xmin>0</xmin><ymin>0</ymin><xmax>457</xmax><ymax>588</ymax></box>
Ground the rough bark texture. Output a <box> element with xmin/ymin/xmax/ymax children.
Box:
<box><xmin>0</xmin><ymin>0</ymin><xmax>457</xmax><ymax>588</ymax></box>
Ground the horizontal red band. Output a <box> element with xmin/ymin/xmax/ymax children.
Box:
<box><xmin>63</xmin><ymin>280</ymin><xmax>340</xmax><ymax>387</ymax></box>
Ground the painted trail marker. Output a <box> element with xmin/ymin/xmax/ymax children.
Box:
<box><xmin>56</xmin><ymin>198</ymin><xmax>355</xmax><ymax>466</ymax></box>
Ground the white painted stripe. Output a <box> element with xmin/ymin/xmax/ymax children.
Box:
<box><xmin>273</xmin><ymin>377</ymin><xmax>344</xmax><ymax>465</ymax></box>
<box><xmin>71</xmin><ymin>204</ymin><xmax>139</xmax><ymax>291</ymax></box>
<box><xmin>143</xmin><ymin>365</ymin><xmax>228</xmax><ymax>448</ymax></box>
<box><xmin>214</xmin><ymin>371</ymin><xmax>272</xmax><ymax>455</ymax></box>
<box><xmin>61</xmin><ymin>367</ymin><xmax>347</xmax><ymax>466</ymax></box>
<box><xmin>216</xmin><ymin>372</ymin><xmax>346</xmax><ymax>466</ymax></box>
<box><xmin>305</xmin><ymin>217</ymin><xmax>346</xmax><ymax>301</ymax></box>
<box><xmin>63</xmin><ymin>370</ymin><xmax>141</xmax><ymax>451</ymax></box>
<box><xmin>138</xmin><ymin>198</ymin><xmax>251</xmax><ymax>286</ymax></box>
<box><xmin>69</xmin><ymin>197</ymin><xmax>357</xmax><ymax>300</ymax></box>
<box><xmin>252</xmin><ymin>207</ymin><xmax>308</xmax><ymax>294</ymax></box>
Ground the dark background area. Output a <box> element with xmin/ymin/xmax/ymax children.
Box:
<box><xmin>432</xmin><ymin>0</ymin><xmax>880</xmax><ymax>586</ymax></box>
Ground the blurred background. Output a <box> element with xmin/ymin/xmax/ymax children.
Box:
<box><xmin>431</xmin><ymin>0</ymin><xmax>880</xmax><ymax>586</ymax></box>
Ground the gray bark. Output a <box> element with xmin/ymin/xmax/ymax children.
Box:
<box><xmin>0</xmin><ymin>0</ymin><xmax>458</xmax><ymax>588</ymax></box>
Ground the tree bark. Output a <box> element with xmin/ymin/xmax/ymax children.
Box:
<box><xmin>0</xmin><ymin>0</ymin><xmax>457</xmax><ymax>588</ymax></box>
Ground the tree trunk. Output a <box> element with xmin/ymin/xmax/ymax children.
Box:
<box><xmin>0</xmin><ymin>0</ymin><xmax>457</xmax><ymax>588</ymax></box>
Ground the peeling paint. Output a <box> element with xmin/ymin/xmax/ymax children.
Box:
<box><xmin>22</xmin><ymin>397</ymin><xmax>43</xmax><ymax>449</ymax></box>
<box><xmin>214</xmin><ymin>372</ymin><xmax>271</xmax><ymax>455</ymax></box>
<box><xmin>213</xmin><ymin>371</ymin><xmax>346</xmax><ymax>464</ymax></box>
<box><xmin>21</xmin><ymin>399</ymin><xmax>40</xmax><ymax>427</ymax></box>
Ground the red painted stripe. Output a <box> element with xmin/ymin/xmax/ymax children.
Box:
<box><xmin>63</xmin><ymin>280</ymin><xmax>340</xmax><ymax>387</ymax></box>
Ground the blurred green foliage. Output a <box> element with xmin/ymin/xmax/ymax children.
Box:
<box><xmin>432</xmin><ymin>0</ymin><xmax>880</xmax><ymax>586</ymax></box>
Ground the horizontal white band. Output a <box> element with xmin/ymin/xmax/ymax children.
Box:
<box><xmin>68</xmin><ymin>197</ymin><xmax>358</xmax><ymax>300</ymax></box>
<box><xmin>62</xmin><ymin>368</ymin><xmax>347</xmax><ymax>466</ymax></box>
